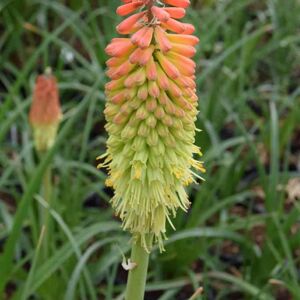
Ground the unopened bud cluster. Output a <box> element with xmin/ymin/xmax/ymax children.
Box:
<box><xmin>29</xmin><ymin>74</ymin><xmax>62</xmax><ymax>152</ymax></box>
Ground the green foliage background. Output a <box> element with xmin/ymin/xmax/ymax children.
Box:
<box><xmin>0</xmin><ymin>0</ymin><xmax>300</xmax><ymax>299</ymax></box>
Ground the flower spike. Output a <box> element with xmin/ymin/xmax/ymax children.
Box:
<box><xmin>100</xmin><ymin>0</ymin><xmax>205</xmax><ymax>251</ymax></box>
<box><xmin>29</xmin><ymin>70</ymin><xmax>62</xmax><ymax>152</ymax></box>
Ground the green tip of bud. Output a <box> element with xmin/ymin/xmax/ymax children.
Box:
<box><xmin>32</xmin><ymin>123</ymin><xmax>60</xmax><ymax>152</ymax></box>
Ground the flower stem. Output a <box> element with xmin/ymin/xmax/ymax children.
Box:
<box><xmin>40</xmin><ymin>152</ymin><xmax>52</xmax><ymax>258</ymax></box>
<box><xmin>146</xmin><ymin>0</ymin><xmax>155</xmax><ymax>21</ymax></box>
<box><xmin>125</xmin><ymin>241</ymin><xmax>150</xmax><ymax>300</ymax></box>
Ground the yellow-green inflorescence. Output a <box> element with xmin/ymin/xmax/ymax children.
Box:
<box><xmin>99</xmin><ymin>0</ymin><xmax>205</xmax><ymax>251</ymax></box>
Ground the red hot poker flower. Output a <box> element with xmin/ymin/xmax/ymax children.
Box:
<box><xmin>100</xmin><ymin>0</ymin><xmax>205</xmax><ymax>251</ymax></box>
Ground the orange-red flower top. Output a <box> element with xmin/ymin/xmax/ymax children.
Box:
<box><xmin>105</xmin><ymin>0</ymin><xmax>198</xmax><ymax>90</ymax></box>
<box><xmin>29</xmin><ymin>75</ymin><xmax>61</xmax><ymax>126</ymax></box>
<box><xmin>116</xmin><ymin>0</ymin><xmax>193</xmax><ymax>34</ymax></box>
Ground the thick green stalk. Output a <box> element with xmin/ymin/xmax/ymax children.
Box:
<box><xmin>125</xmin><ymin>241</ymin><xmax>150</xmax><ymax>300</ymax></box>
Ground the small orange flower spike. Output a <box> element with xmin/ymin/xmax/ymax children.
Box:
<box><xmin>100</xmin><ymin>0</ymin><xmax>205</xmax><ymax>251</ymax></box>
<box><xmin>29</xmin><ymin>71</ymin><xmax>62</xmax><ymax>152</ymax></box>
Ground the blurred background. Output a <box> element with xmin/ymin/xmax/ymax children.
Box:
<box><xmin>1</xmin><ymin>0</ymin><xmax>300</xmax><ymax>299</ymax></box>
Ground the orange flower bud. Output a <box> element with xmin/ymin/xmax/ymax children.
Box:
<box><xmin>131</xmin><ymin>26</ymin><xmax>154</xmax><ymax>49</ymax></box>
<box><xmin>163</xmin><ymin>7</ymin><xmax>185</xmax><ymax>19</ymax></box>
<box><xmin>116</xmin><ymin>11</ymin><xmax>146</xmax><ymax>34</ymax></box>
<box><xmin>167</xmin><ymin>54</ymin><xmax>195</xmax><ymax>76</ymax></box>
<box><xmin>151</xmin><ymin>6</ymin><xmax>170</xmax><ymax>22</ymax></box>
<box><xmin>105</xmin><ymin>38</ymin><xmax>136</xmax><ymax>57</ymax></box>
<box><xmin>124</xmin><ymin>67</ymin><xmax>146</xmax><ymax>87</ymax></box>
<box><xmin>29</xmin><ymin>73</ymin><xmax>62</xmax><ymax>152</ymax></box>
<box><xmin>162</xmin><ymin>18</ymin><xmax>185</xmax><ymax>33</ymax></box>
<box><xmin>182</xmin><ymin>23</ymin><xmax>195</xmax><ymax>34</ymax></box>
<box><xmin>111</xmin><ymin>92</ymin><xmax>127</xmax><ymax>104</ymax></box>
<box><xmin>155</xmin><ymin>51</ymin><xmax>180</xmax><ymax>79</ymax></box>
<box><xmin>137</xmin><ymin>85</ymin><xmax>148</xmax><ymax>100</ymax></box>
<box><xmin>146</xmin><ymin>57</ymin><xmax>158</xmax><ymax>80</ymax></box>
<box><xmin>169</xmin><ymin>44</ymin><xmax>196</xmax><ymax>57</ymax></box>
<box><xmin>154</xmin><ymin>26</ymin><xmax>172</xmax><ymax>53</ymax></box>
<box><xmin>156</xmin><ymin>64</ymin><xmax>170</xmax><ymax>90</ymax></box>
<box><xmin>106</xmin><ymin>56</ymin><xmax>127</xmax><ymax>68</ymax></box>
<box><xmin>129</xmin><ymin>46</ymin><xmax>154</xmax><ymax>65</ymax></box>
<box><xmin>167</xmin><ymin>33</ymin><xmax>199</xmax><ymax>45</ymax></box>
<box><xmin>148</xmin><ymin>81</ymin><xmax>160</xmax><ymax>98</ymax></box>
<box><xmin>163</xmin><ymin>0</ymin><xmax>190</xmax><ymax>8</ymax></box>
<box><xmin>116</xmin><ymin>1</ymin><xmax>144</xmax><ymax>16</ymax></box>
<box><xmin>110</xmin><ymin>60</ymin><xmax>136</xmax><ymax>79</ymax></box>
<box><xmin>105</xmin><ymin>77</ymin><xmax>125</xmax><ymax>91</ymax></box>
